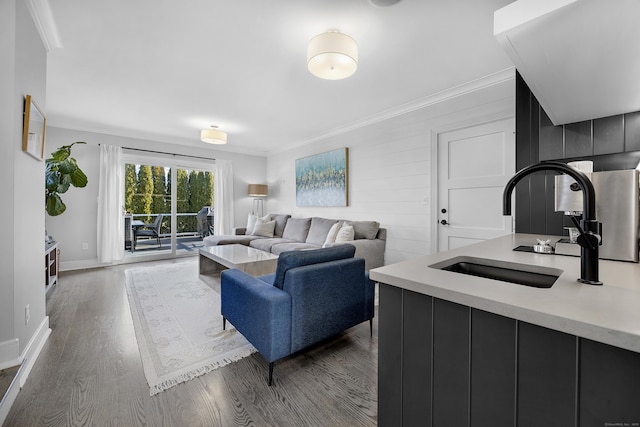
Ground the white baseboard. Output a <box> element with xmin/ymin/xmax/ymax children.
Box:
<box><xmin>0</xmin><ymin>339</ymin><xmax>21</xmax><ymax>371</ymax></box>
<box><xmin>61</xmin><ymin>253</ymin><xmax>198</xmax><ymax>272</ymax></box>
<box><xmin>0</xmin><ymin>364</ymin><xmax>23</xmax><ymax>425</ymax></box>
<box><xmin>61</xmin><ymin>258</ymin><xmax>105</xmax><ymax>271</ymax></box>
<box><xmin>0</xmin><ymin>317</ymin><xmax>50</xmax><ymax>426</ymax></box>
<box><xmin>18</xmin><ymin>316</ymin><xmax>51</xmax><ymax>388</ymax></box>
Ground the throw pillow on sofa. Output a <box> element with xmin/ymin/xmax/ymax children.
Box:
<box><xmin>271</xmin><ymin>214</ymin><xmax>291</xmax><ymax>237</ymax></box>
<box><xmin>335</xmin><ymin>224</ymin><xmax>355</xmax><ymax>243</ymax></box>
<box><xmin>250</xmin><ymin>219</ymin><xmax>276</xmax><ymax>237</ymax></box>
<box><xmin>246</xmin><ymin>213</ymin><xmax>271</xmax><ymax>235</ymax></box>
<box><xmin>322</xmin><ymin>221</ymin><xmax>342</xmax><ymax>247</ymax></box>
<box><xmin>282</xmin><ymin>217</ymin><xmax>312</xmax><ymax>242</ymax></box>
<box><xmin>306</xmin><ymin>217</ymin><xmax>340</xmax><ymax>246</ymax></box>
<box><xmin>345</xmin><ymin>220</ymin><xmax>380</xmax><ymax>240</ymax></box>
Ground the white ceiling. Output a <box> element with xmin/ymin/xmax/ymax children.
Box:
<box><xmin>45</xmin><ymin>0</ymin><xmax>515</xmax><ymax>156</ymax></box>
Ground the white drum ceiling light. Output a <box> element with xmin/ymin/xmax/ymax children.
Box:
<box><xmin>307</xmin><ymin>30</ymin><xmax>358</xmax><ymax>80</ymax></box>
<box><xmin>370</xmin><ymin>0</ymin><xmax>401</xmax><ymax>6</ymax></box>
<box><xmin>200</xmin><ymin>125</ymin><xmax>227</xmax><ymax>144</ymax></box>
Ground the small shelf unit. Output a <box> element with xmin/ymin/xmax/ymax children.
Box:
<box><xmin>45</xmin><ymin>241</ymin><xmax>59</xmax><ymax>292</ymax></box>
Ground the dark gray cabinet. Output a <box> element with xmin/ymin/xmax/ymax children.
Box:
<box><xmin>378</xmin><ymin>284</ymin><xmax>403</xmax><ymax>426</ymax></box>
<box><xmin>432</xmin><ymin>299</ymin><xmax>469</xmax><ymax>426</ymax></box>
<box><xmin>517</xmin><ymin>323</ymin><xmax>576</xmax><ymax>427</ymax></box>
<box><xmin>470</xmin><ymin>309</ymin><xmax>515</xmax><ymax>426</ymax></box>
<box><xmin>514</xmin><ymin>72</ymin><xmax>640</xmax><ymax>236</ymax></box>
<box><xmin>378</xmin><ymin>284</ymin><xmax>640</xmax><ymax>427</ymax></box>
<box><xmin>579</xmin><ymin>339</ymin><xmax>640</xmax><ymax>425</ymax></box>
<box><xmin>402</xmin><ymin>288</ymin><xmax>432</xmax><ymax>426</ymax></box>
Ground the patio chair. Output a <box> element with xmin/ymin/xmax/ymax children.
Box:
<box><xmin>134</xmin><ymin>214</ymin><xmax>163</xmax><ymax>249</ymax></box>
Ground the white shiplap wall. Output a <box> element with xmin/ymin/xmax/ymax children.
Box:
<box><xmin>266</xmin><ymin>78</ymin><xmax>515</xmax><ymax>265</ymax></box>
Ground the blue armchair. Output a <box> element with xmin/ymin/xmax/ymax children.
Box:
<box><xmin>220</xmin><ymin>245</ymin><xmax>375</xmax><ymax>385</ymax></box>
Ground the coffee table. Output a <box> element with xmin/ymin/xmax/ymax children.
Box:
<box><xmin>199</xmin><ymin>244</ymin><xmax>279</xmax><ymax>276</ymax></box>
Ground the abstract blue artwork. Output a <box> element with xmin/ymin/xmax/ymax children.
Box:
<box><xmin>296</xmin><ymin>148</ymin><xmax>348</xmax><ymax>207</ymax></box>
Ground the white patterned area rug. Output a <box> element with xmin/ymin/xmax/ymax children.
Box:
<box><xmin>125</xmin><ymin>260</ymin><xmax>256</xmax><ymax>396</ymax></box>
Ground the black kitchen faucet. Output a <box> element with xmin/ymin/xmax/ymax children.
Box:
<box><xmin>503</xmin><ymin>161</ymin><xmax>603</xmax><ymax>285</ymax></box>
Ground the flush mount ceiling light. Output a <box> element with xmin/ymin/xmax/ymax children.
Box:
<box><xmin>200</xmin><ymin>125</ymin><xmax>227</xmax><ymax>144</ymax></box>
<box><xmin>307</xmin><ymin>30</ymin><xmax>358</xmax><ymax>80</ymax></box>
<box><xmin>369</xmin><ymin>0</ymin><xmax>401</xmax><ymax>6</ymax></box>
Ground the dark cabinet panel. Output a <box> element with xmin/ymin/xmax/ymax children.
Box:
<box><xmin>379</xmin><ymin>285</ymin><xmax>640</xmax><ymax>427</ymax></box>
<box><xmin>378</xmin><ymin>284</ymin><xmax>403</xmax><ymax>427</ymax></box>
<box><xmin>529</xmin><ymin>172</ymin><xmax>547</xmax><ymax>234</ymax></box>
<box><xmin>539</xmin><ymin>108</ymin><xmax>564</xmax><ymax>160</ymax></box>
<box><xmin>516</xmin><ymin>75</ymin><xmax>640</xmax><ymax>234</ymax></box>
<box><xmin>516</xmin><ymin>72</ymin><xmax>540</xmax><ymax>169</ymax></box>
<box><xmin>432</xmin><ymin>299</ymin><xmax>469</xmax><ymax>427</ymax></box>
<box><xmin>565</xmin><ymin>120</ymin><xmax>593</xmax><ymax>158</ymax></box>
<box><xmin>402</xmin><ymin>291</ymin><xmax>433</xmax><ymax>427</ymax></box>
<box><xmin>545</xmin><ymin>172</ymin><xmax>563</xmax><ymax>235</ymax></box>
<box><xmin>594</xmin><ymin>115</ymin><xmax>624</xmax><ymax>155</ymax></box>
<box><xmin>470</xmin><ymin>309</ymin><xmax>516</xmax><ymax>427</ymax></box>
<box><xmin>579</xmin><ymin>338</ymin><xmax>640</xmax><ymax>426</ymax></box>
<box><xmin>625</xmin><ymin>111</ymin><xmax>640</xmax><ymax>152</ymax></box>
<box><xmin>517</xmin><ymin>322</ymin><xmax>577</xmax><ymax>427</ymax></box>
<box><xmin>514</xmin><ymin>176</ymin><xmax>532</xmax><ymax>233</ymax></box>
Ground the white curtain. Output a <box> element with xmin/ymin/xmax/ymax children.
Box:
<box><xmin>97</xmin><ymin>145</ymin><xmax>124</xmax><ymax>263</ymax></box>
<box><xmin>214</xmin><ymin>159</ymin><xmax>235</xmax><ymax>235</ymax></box>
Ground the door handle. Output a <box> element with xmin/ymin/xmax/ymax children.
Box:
<box><xmin>440</xmin><ymin>219</ymin><xmax>448</xmax><ymax>225</ymax></box>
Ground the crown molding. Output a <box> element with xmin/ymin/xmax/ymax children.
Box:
<box><xmin>268</xmin><ymin>67</ymin><xmax>516</xmax><ymax>156</ymax></box>
<box><xmin>25</xmin><ymin>0</ymin><xmax>63</xmax><ymax>51</ymax></box>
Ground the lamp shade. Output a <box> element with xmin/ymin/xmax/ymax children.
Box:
<box><xmin>201</xmin><ymin>127</ymin><xmax>227</xmax><ymax>144</ymax></box>
<box><xmin>248</xmin><ymin>184</ymin><xmax>268</xmax><ymax>197</ymax></box>
<box><xmin>307</xmin><ymin>30</ymin><xmax>358</xmax><ymax>80</ymax></box>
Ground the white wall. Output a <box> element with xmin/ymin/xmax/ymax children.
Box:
<box><xmin>12</xmin><ymin>0</ymin><xmax>49</xmax><ymax>358</ymax></box>
<box><xmin>45</xmin><ymin>127</ymin><xmax>267</xmax><ymax>269</ymax></box>
<box><xmin>266</xmin><ymin>78</ymin><xmax>515</xmax><ymax>265</ymax></box>
<box><xmin>0</xmin><ymin>0</ymin><xmax>17</xmax><ymax>357</ymax></box>
<box><xmin>0</xmin><ymin>0</ymin><xmax>48</xmax><ymax>362</ymax></box>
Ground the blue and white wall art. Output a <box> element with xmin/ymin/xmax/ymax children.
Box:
<box><xmin>295</xmin><ymin>148</ymin><xmax>349</xmax><ymax>207</ymax></box>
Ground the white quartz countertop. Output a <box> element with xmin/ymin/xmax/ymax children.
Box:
<box><xmin>370</xmin><ymin>234</ymin><xmax>640</xmax><ymax>353</ymax></box>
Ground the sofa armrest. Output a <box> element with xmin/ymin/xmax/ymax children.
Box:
<box><xmin>221</xmin><ymin>269</ymin><xmax>292</xmax><ymax>362</ymax></box>
<box><xmin>256</xmin><ymin>273</ymin><xmax>276</xmax><ymax>285</ymax></box>
<box><xmin>326</xmin><ymin>239</ymin><xmax>386</xmax><ymax>270</ymax></box>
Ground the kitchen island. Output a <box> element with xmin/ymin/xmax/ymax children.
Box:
<box><xmin>370</xmin><ymin>233</ymin><xmax>640</xmax><ymax>427</ymax></box>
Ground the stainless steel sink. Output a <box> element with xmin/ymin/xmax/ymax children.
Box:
<box><xmin>429</xmin><ymin>256</ymin><xmax>562</xmax><ymax>288</ymax></box>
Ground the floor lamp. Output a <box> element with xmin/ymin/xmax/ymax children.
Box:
<box><xmin>248</xmin><ymin>184</ymin><xmax>268</xmax><ymax>216</ymax></box>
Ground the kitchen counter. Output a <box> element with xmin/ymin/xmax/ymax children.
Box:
<box><xmin>370</xmin><ymin>233</ymin><xmax>640</xmax><ymax>353</ymax></box>
<box><xmin>373</xmin><ymin>233</ymin><xmax>640</xmax><ymax>426</ymax></box>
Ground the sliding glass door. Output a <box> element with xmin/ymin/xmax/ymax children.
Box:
<box><xmin>122</xmin><ymin>151</ymin><xmax>214</xmax><ymax>260</ymax></box>
<box><xmin>175</xmin><ymin>167</ymin><xmax>214</xmax><ymax>254</ymax></box>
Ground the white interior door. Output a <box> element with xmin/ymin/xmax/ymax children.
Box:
<box><xmin>437</xmin><ymin>118</ymin><xmax>515</xmax><ymax>252</ymax></box>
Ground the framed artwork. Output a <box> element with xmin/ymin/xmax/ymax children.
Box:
<box><xmin>22</xmin><ymin>94</ymin><xmax>46</xmax><ymax>161</ymax></box>
<box><xmin>296</xmin><ymin>147</ymin><xmax>348</xmax><ymax>207</ymax></box>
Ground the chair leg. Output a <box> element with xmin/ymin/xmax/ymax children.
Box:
<box><xmin>222</xmin><ymin>317</ymin><xmax>226</xmax><ymax>330</ymax></box>
<box><xmin>268</xmin><ymin>362</ymin><xmax>274</xmax><ymax>386</ymax></box>
<box><xmin>370</xmin><ymin>319</ymin><xmax>373</xmax><ymax>337</ymax></box>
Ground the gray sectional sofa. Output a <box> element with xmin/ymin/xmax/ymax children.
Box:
<box><xmin>202</xmin><ymin>214</ymin><xmax>386</xmax><ymax>270</ymax></box>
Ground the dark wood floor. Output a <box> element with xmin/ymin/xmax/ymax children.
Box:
<box><xmin>4</xmin><ymin>258</ymin><xmax>378</xmax><ymax>426</ymax></box>
<box><xmin>0</xmin><ymin>365</ymin><xmax>20</xmax><ymax>406</ymax></box>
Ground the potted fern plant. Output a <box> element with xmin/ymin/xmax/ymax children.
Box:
<box><xmin>45</xmin><ymin>142</ymin><xmax>88</xmax><ymax>216</ymax></box>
